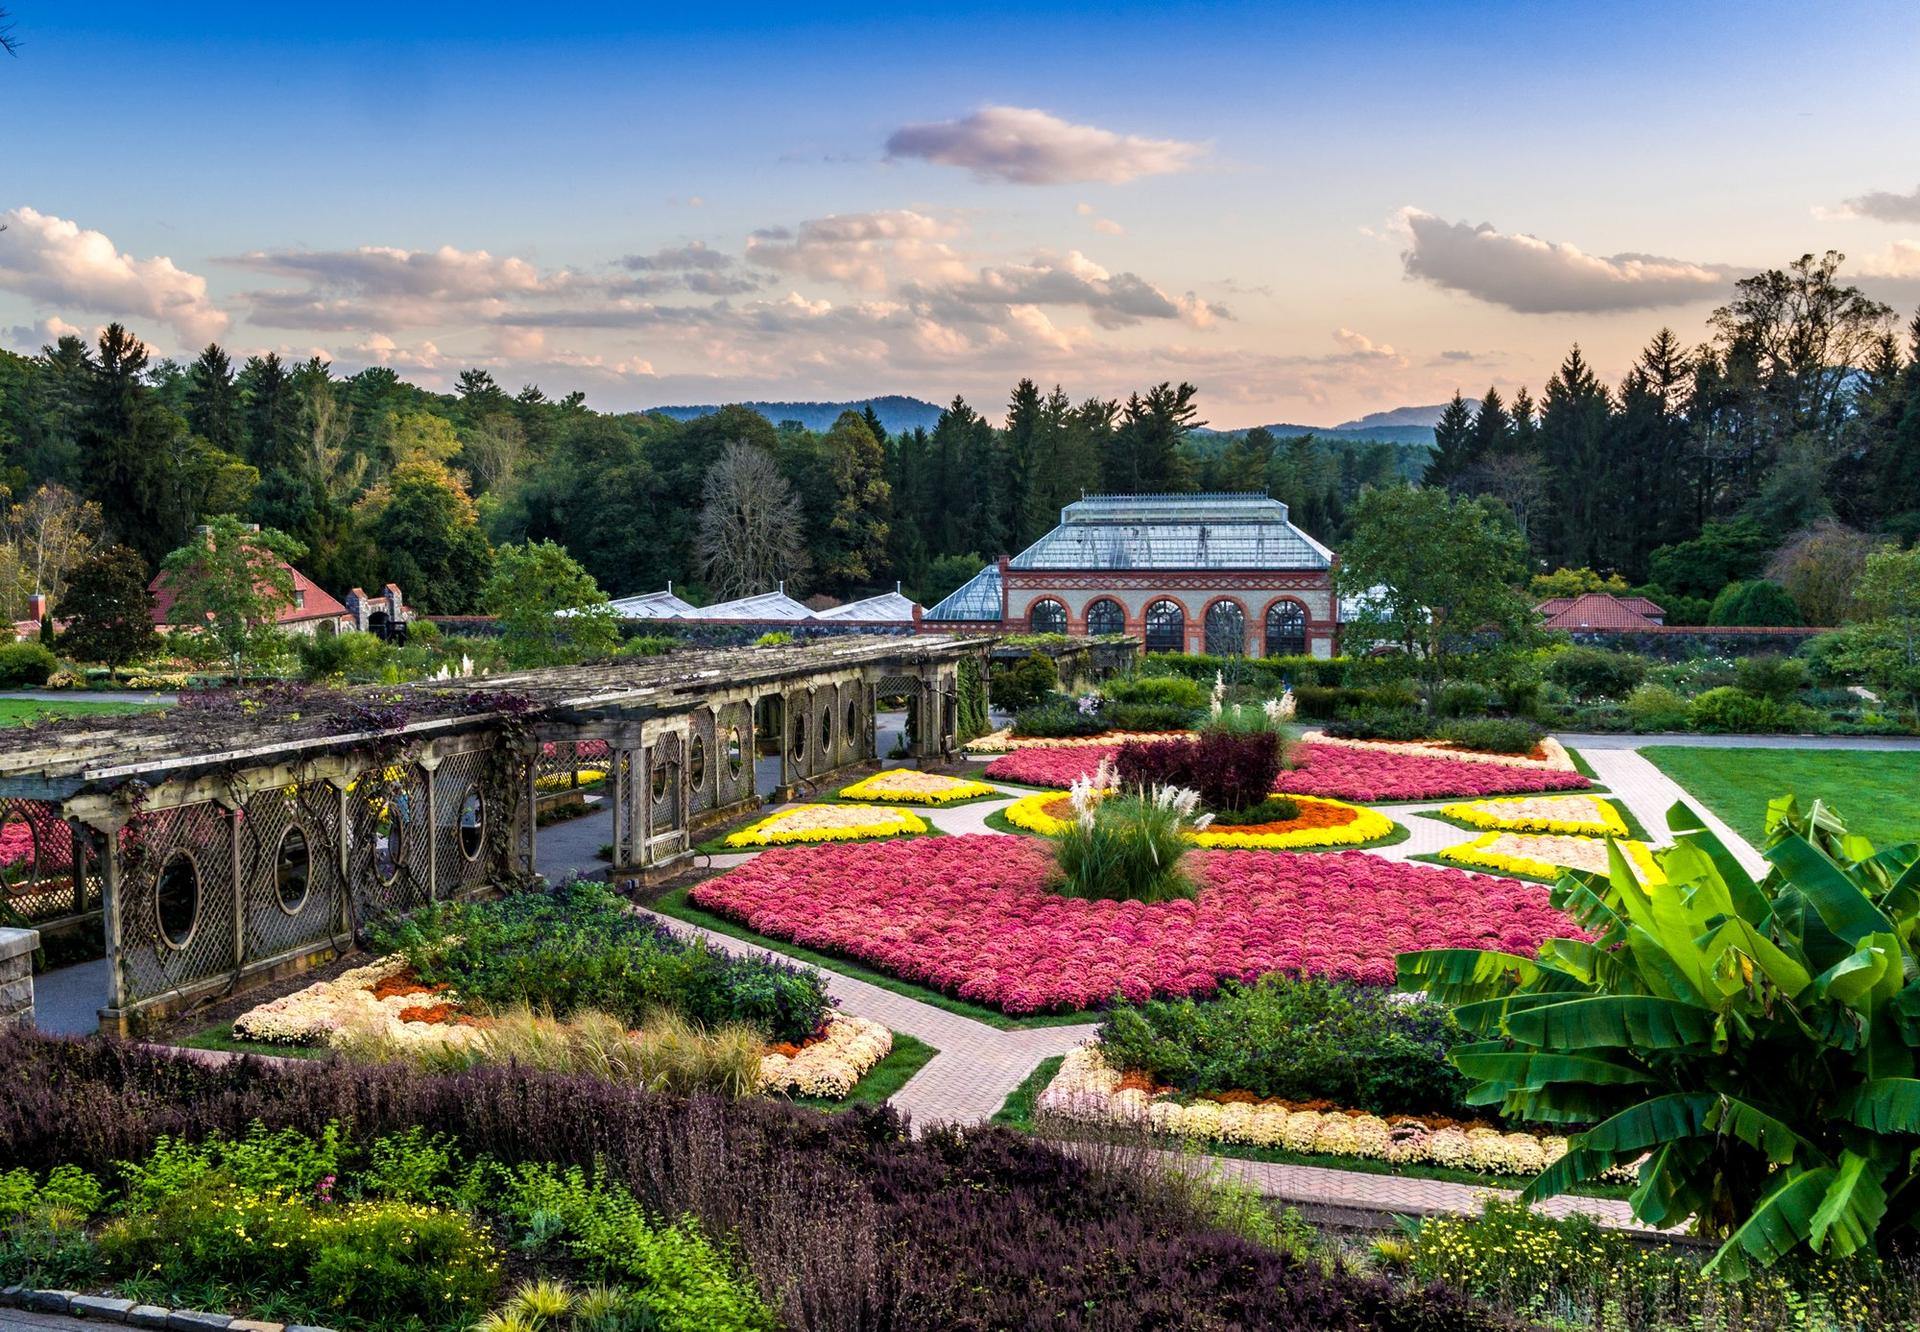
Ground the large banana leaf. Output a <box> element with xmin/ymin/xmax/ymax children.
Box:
<box><xmin>1707</xmin><ymin>1167</ymin><xmax>1840</xmax><ymax>1279</ymax></box>
<box><xmin>1450</xmin><ymin>1047</ymin><xmax>1655</xmax><ymax>1089</ymax></box>
<box><xmin>1834</xmin><ymin>1078</ymin><xmax>1920</xmax><ymax>1133</ymax></box>
<box><xmin>1392</xmin><ymin>948</ymin><xmax>1584</xmax><ymax>1004</ymax></box>
<box><xmin>1668</xmin><ymin>801</ymin><xmax>1771</xmax><ymax>925</ymax></box>
<box><xmin>1503</xmin><ymin>995</ymin><xmax>1716</xmax><ymax>1050</ymax></box>
<box><xmin>1698</xmin><ymin>917</ymin><xmax>1811</xmax><ymax>1000</ymax></box>
<box><xmin>1769</xmin><ymin>832</ymin><xmax>1898</xmax><ymax>944</ymax></box>
<box><xmin>1519</xmin><ymin>1093</ymin><xmax>1716</xmax><ymax>1204</ymax></box>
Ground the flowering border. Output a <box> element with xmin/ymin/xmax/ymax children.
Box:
<box><xmin>1438</xmin><ymin>830</ymin><xmax>1665</xmax><ymax>885</ymax></box>
<box><xmin>965</xmin><ymin>728</ymin><xmax>1196</xmax><ymax>754</ymax></box>
<box><xmin>723</xmin><ymin>803</ymin><xmax>929</xmax><ymax>847</ymax></box>
<box><xmin>1437</xmin><ymin>794</ymin><xmax>1629</xmax><ymax>838</ymax></box>
<box><xmin>759</xmin><ymin>1013</ymin><xmax>892</xmax><ymax>1098</ymax></box>
<box><xmin>231</xmin><ymin>956</ymin><xmax>484</xmax><ymax>1050</ymax></box>
<box><xmin>1001</xmin><ymin>790</ymin><xmax>1397</xmax><ymax>851</ymax></box>
<box><xmin>838</xmin><ymin>769</ymin><xmax>996</xmax><ymax>804</ymax></box>
<box><xmin>1299</xmin><ymin>731</ymin><xmax>1580</xmax><ymax>773</ymax></box>
<box><xmin>1038</xmin><ymin>1045</ymin><xmax>1606</xmax><ymax>1179</ymax></box>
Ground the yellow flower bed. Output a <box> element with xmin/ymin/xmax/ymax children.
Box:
<box><xmin>1004</xmin><ymin>790</ymin><xmax>1394</xmax><ymax>850</ymax></box>
<box><xmin>1439</xmin><ymin>830</ymin><xmax>1665</xmax><ymax>885</ymax></box>
<box><xmin>758</xmin><ymin>1014</ymin><xmax>892</xmax><ymax>1098</ymax></box>
<box><xmin>1438</xmin><ymin>794</ymin><xmax>1629</xmax><ymax>837</ymax></box>
<box><xmin>723</xmin><ymin>803</ymin><xmax>927</xmax><ymax>847</ymax></box>
<box><xmin>1038</xmin><ymin>1046</ymin><xmax>1604</xmax><ymax>1178</ymax></box>
<box><xmin>535</xmin><ymin>768</ymin><xmax>607</xmax><ymax>791</ymax></box>
<box><xmin>1188</xmin><ymin>799</ymin><xmax>1395</xmax><ymax>850</ymax></box>
<box><xmin>1300</xmin><ymin>731</ymin><xmax>1579</xmax><ymax>772</ymax></box>
<box><xmin>838</xmin><ymin>769</ymin><xmax>996</xmax><ymax>804</ymax></box>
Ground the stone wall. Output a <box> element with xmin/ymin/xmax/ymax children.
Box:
<box><xmin>1564</xmin><ymin>628</ymin><xmax>1828</xmax><ymax>661</ymax></box>
<box><xmin>0</xmin><ymin>927</ymin><xmax>38</xmax><ymax>1026</ymax></box>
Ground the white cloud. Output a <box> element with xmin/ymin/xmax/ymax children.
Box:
<box><xmin>0</xmin><ymin>206</ymin><xmax>229</xmax><ymax>346</ymax></box>
<box><xmin>3</xmin><ymin>314</ymin><xmax>84</xmax><ymax>352</ymax></box>
<box><xmin>1395</xmin><ymin>207</ymin><xmax>1731</xmax><ymax>313</ymax></box>
<box><xmin>226</xmin><ymin>242</ymin><xmax>579</xmax><ymax>330</ymax></box>
<box><xmin>620</xmin><ymin>241</ymin><xmax>735</xmax><ymax>272</ymax></box>
<box><xmin>1856</xmin><ymin>240</ymin><xmax>1920</xmax><ymax>278</ymax></box>
<box><xmin>1817</xmin><ymin>184</ymin><xmax>1920</xmax><ymax>224</ymax></box>
<box><xmin>1331</xmin><ymin>327</ymin><xmax>1403</xmax><ymax>362</ymax></box>
<box><xmin>885</xmin><ymin>106</ymin><xmax>1206</xmax><ymax>185</ymax></box>
<box><xmin>927</xmin><ymin>250</ymin><xmax>1228</xmax><ymax>329</ymax></box>
<box><xmin>745</xmin><ymin>210</ymin><xmax>969</xmax><ymax>292</ymax></box>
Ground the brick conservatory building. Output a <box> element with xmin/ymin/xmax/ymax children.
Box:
<box><xmin>925</xmin><ymin>493</ymin><xmax>1339</xmax><ymax>658</ymax></box>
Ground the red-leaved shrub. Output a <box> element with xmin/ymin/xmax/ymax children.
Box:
<box><xmin>1113</xmin><ymin>732</ymin><xmax>1281</xmax><ymax>812</ymax></box>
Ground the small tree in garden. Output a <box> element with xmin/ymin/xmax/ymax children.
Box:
<box><xmin>482</xmin><ymin>540</ymin><xmax>622</xmax><ymax>668</ymax></box>
<box><xmin>990</xmin><ymin>652</ymin><xmax>1058</xmax><ymax>712</ymax></box>
<box><xmin>1835</xmin><ymin>546</ymin><xmax>1920</xmax><ymax>719</ymax></box>
<box><xmin>1399</xmin><ymin>796</ymin><xmax>1920</xmax><ymax>1277</ymax></box>
<box><xmin>58</xmin><ymin>545</ymin><xmax>158</xmax><ymax>671</ymax></box>
<box><xmin>158</xmin><ymin>516</ymin><xmax>303</xmax><ymax>680</ymax></box>
<box><xmin>1337</xmin><ymin>487</ymin><xmax>1536</xmax><ymax>687</ymax></box>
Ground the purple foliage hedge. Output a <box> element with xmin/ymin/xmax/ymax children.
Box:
<box><xmin>0</xmin><ymin>1029</ymin><xmax>1501</xmax><ymax>1332</ymax></box>
<box><xmin>1114</xmin><ymin>732</ymin><xmax>1283</xmax><ymax>813</ymax></box>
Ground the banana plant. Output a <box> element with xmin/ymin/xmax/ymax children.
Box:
<box><xmin>1398</xmin><ymin>795</ymin><xmax>1920</xmax><ymax>1277</ymax></box>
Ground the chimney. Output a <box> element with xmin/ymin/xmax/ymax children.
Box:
<box><xmin>27</xmin><ymin>592</ymin><xmax>47</xmax><ymax>622</ymax></box>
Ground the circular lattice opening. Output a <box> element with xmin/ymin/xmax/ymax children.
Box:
<box><xmin>458</xmin><ymin>787</ymin><xmax>486</xmax><ymax>861</ymax></box>
<box><xmin>156</xmin><ymin>850</ymin><xmax>200</xmax><ymax>950</ymax></box>
<box><xmin>274</xmin><ymin>825</ymin><xmax>311</xmax><ymax>914</ymax></box>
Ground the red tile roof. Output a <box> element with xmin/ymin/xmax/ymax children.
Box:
<box><xmin>1538</xmin><ymin>592</ymin><xmax>1663</xmax><ymax>631</ymax></box>
<box><xmin>149</xmin><ymin>561</ymin><xmax>348</xmax><ymax>627</ymax></box>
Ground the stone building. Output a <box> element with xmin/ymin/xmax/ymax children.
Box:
<box><xmin>925</xmin><ymin>493</ymin><xmax>1339</xmax><ymax>658</ymax></box>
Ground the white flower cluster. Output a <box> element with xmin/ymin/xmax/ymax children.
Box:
<box><xmin>1150</xmin><ymin>782</ymin><xmax>1212</xmax><ymax>832</ymax></box>
<box><xmin>1209</xmin><ymin>671</ymin><xmax>1226</xmax><ymax>718</ymax></box>
<box><xmin>231</xmin><ymin>956</ymin><xmax>480</xmax><ymax>1050</ymax></box>
<box><xmin>1066</xmin><ymin>758</ymin><xmax>1115</xmax><ymax>833</ymax></box>
<box><xmin>759</xmin><ymin>1014</ymin><xmax>893</xmax><ymax>1098</ymax></box>
<box><xmin>1038</xmin><ymin>1046</ymin><xmax>1635</xmax><ymax>1181</ymax></box>
<box><xmin>1263</xmin><ymin>688</ymin><xmax>1297</xmax><ymax>725</ymax></box>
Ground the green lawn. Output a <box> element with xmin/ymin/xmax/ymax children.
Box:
<box><xmin>784</xmin><ymin>1032</ymin><xmax>937</xmax><ymax>1112</ymax></box>
<box><xmin>648</xmin><ymin>885</ymin><xmax>1101</xmax><ymax>1031</ymax></box>
<box><xmin>0</xmin><ymin>698</ymin><xmax>161</xmax><ymax>728</ymax></box>
<box><xmin>176</xmin><ymin>1024</ymin><xmax>328</xmax><ymax>1060</ymax></box>
<box><xmin>1642</xmin><ymin>746</ymin><xmax>1920</xmax><ymax>849</ymax></box>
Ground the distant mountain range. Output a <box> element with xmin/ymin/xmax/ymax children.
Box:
<box><xmin>646</xmin><ymin>395</ymin><xmax>945</xmax><ymax>435</ymax></box>
<box><xmin>647</xmin><ymin>395</ymin><xmax>1442</xmax><ymax>446</ymax></box>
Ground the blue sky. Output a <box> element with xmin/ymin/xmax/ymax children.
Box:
<box><xmin>3</xmin><ymin>0</ymin><xmax>1917</xmax><ymax>424</ymax></box>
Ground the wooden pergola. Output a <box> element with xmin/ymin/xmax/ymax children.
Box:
<box><xmin>0</xmin><ymin>635</ymin><xmax>984</xmax><ymax>1034</ymax></box>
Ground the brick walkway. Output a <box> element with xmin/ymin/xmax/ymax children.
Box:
<box><xmin>648</xmin><ymin>747</ymin><xmax>1756</xmax><ymax>1227</ymax></box>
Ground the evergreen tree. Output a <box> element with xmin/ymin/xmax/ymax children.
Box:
<box><xmin>1422</xmin><ymin>391</ymin><xmax>1476</xmax><ymax>489</ymax></box>
<box><xmin>77</xmin><ymin>324</ymin><xmax>177</xmax><ymax>565</ymax></box>
<box><xmin>860</xmin><ymin>401</ymin><xmax>888</xmax><ymax>450</ymax></box>
<box><xmin>1467</xmin><ymin>386</ymin><xmax>1512</xmax><ymax>463</ymax></box>
<box><xmin>185</xmin><ymin>344</ymin><xmax>242</xmax><ymax>456</ymax></box>
<box><xmin>1003</xmin><ymin>378</ymin><xmax>1046</xmax><ymax>548</ymax></box>
<box><xmin>817</xmin><ymin>410</ymin><xmax>891</xmax><ymax>595</ymax></box>
<box><xmin>1539</xmin><ymin>347</ymin><xmax>1613</xmax><ymax>571</ymax></box>
<box><xmin>58</xmin><ymin>544</ymin><xmax>158</xmax><ymax>669</ymax></box>
<box><xmin>239</xmin><ymin>353</ymin><xmax>302</xmax><ymax>476</ymax></box>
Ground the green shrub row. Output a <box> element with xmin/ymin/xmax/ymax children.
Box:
<box><xmin>373</xmin><ymin>880</ymin><xmax>829</xmax><ymax>1044</ymax></box>
<box><xmin>1096</xmin><ymin>975</ymin><xmax>1475</xmax><ymax>1119</ymax></box>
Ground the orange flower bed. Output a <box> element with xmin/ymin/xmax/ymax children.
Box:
<box><xmin>367</xmin><ymin>967</ymin><xmax>446</xmax><ymax>1002</ymax></box>
<box><xmin>1033</xmin><ymin>795</ymin><xmax>1361</xmax><ymax>838</ymax></box>
<box><xmin>395</xmin><ymin>1001</ymin><xmax>460</xmax><ymax>1024</ymax></box>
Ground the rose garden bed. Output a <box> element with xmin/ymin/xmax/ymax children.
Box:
<box><xmin>1000</xmin><ymin>790</ymin><xmax>1399</xmax><ymax>850</ymax></box>
<box><xmin>688</xmin><ymin>834</ymin><xmax>1578</xmax><ymax>1013</ymax></box>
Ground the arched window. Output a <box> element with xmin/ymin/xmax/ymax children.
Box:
<box><xmin>1084</xmin><ymin>598</ymin><xmax>1125</xmax><ymax>636</ymax></box>
<box><xmin>1144</xmin><ymin>600</ymin><xmax>1185</xmax><ymax>654</ymax></box>
<box><xmin>1204</xmin><ymin>601</ymin><xmax>1246</xmax><ymax>656</ymax></box>
<box><xmin>1265</xmin><ymin>601</ymin><xmax>1308</xmax><ymax>657</ymax></box>
<box><xmin>1028</xmin><ymin>599</ymin><xmax>1067</xmax><ymax>634</ymax></box>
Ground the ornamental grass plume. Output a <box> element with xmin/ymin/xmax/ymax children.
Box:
<box><xmin>1052</xmin><ymin>772</ymin><xmax>1209</xmax><ymax>903</ymax></box>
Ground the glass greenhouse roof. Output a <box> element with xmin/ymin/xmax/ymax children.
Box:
<box><xmin>1008</xmin><ymin>492</ymin><xmax>1332</xmax><ymax>572</ymax></box>
<box><xmin>925</xmin><ymin>562</ymin><xmax>1004</xmax><ymax>622</ymax></box>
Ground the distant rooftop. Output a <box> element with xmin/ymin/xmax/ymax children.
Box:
<box><xmin>604</xmin><ymin>588</ymin><xmax>698</xmax><ymax>619</ymax></box>
<box><xmin>1538</xmin><ymin>591</ymin><xmax>1666</xmax><ymax>631</ymax></box>
<box><xmin>1008</xmin><ymin>491</ymin><xmax>1333</xmax><ymax>573</ymax></box>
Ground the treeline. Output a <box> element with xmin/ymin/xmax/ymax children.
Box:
<box><xmin>1424</xmin><ymin>252</ymin><xmax>1920</xmax><ymax>621</ymax></box>
<box><xmin>0</xmin><ymin>336</ymin><xmax>1395</xmax><ymax>617</ymax></box>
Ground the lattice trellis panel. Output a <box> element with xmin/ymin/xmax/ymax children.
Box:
<box><xmin>611</xmin><ymin>749</ymin><xmax>636</xmax><ymax>865</ymax></box>
<box><xmin>688</xmin><ymin>708</ymin><xmax>717</xmax><ymax>815</ymax></box>
<box><xmin>0</xmin><ymin>797</ymin><xmax>86</xmax><ymax>924</ymax></box>
<box><xmin>238</xmin><ymin>784</ymin><xmax>345</xmax><ymax>963</ymax></box>
<box><xmin>432</xmin><ymin>747</ymin><xmax>496</xmax><ymax>897</ymax></box>
<box><xmin>347</xmin><ymin>763</ymin><xmax>432</xmax><ymax>924</ymax></box>
<box><xmin>648</xmin><ymin>732</ymin><xmax>683</xmax><ymax>832</ymax></box>
<box><xmin>117</xmin><ymin>802</ymin><xmax>237</xmax><ymax>1004</ymax></box>
<box><xmin>537</xmin><ymin>739</ymin><xmax>610</xmax><ymax>799</ymax></box>
<box><xmin>837</xmin><ymin>681</ymin><xmax>868</xmax><ymax>767</ymax></box>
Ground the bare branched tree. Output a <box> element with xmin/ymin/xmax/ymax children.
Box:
<box><xmin>696</xmin><ymin>440</ymin><xmax>809</xmax><ymax>600</ymax></box>
<box><xmin>0</xmin><ymin>9</ymin><xmax>19</xmax><ymax>57</ymax></box>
